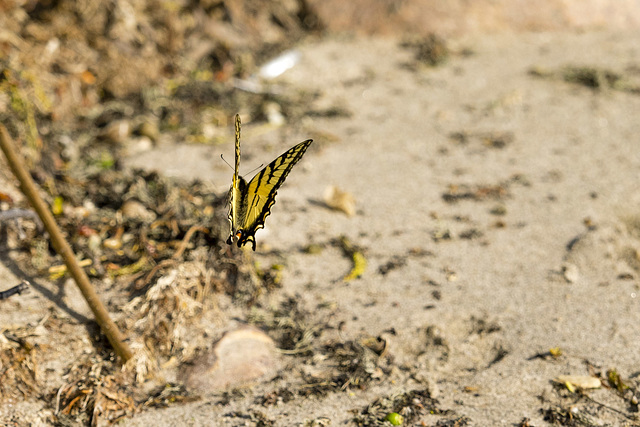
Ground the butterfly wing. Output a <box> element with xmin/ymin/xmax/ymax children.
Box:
<box><xmin>236</xmin><ymin>139</ymin><xmax>313</xmax><ymax>250</ymax></box>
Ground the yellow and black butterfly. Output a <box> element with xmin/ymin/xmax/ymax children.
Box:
<box><xmin>226</xmin><ymin>114</ymin><xmax>312</xmax><ymax>250</ymax></box>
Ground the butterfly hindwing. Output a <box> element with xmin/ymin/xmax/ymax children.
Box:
<box><xmin>227</xmin><ymin>114</ymin><xmax>312</xmax><ymax>250</ymax></box>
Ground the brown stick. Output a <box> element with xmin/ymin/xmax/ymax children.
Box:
<box><xmin>0</xmin><ymin>125</ymin><xmax>133</xmax><ymax>362</ymax></box>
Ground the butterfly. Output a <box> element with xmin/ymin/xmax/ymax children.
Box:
<box><xmin>226</xmin><ymin>114</ymin><xmax>313</xmax><ymax>250</ymax></box>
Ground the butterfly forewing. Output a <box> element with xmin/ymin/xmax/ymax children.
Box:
<box><xmin>238</xmin><ymin>139</ymin><xmax>313</xmax><ymax>249</ymax></box>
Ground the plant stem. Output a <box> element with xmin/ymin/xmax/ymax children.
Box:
<box><xmin>0</xmin><ymin>124</ymin><xmax>133</xmax><ymax>362</ymax></box>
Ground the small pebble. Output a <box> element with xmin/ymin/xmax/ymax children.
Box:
<box><xmin>181</xmin><ymin>326</ymin><xmax>281</xmax><ymax>392</ymax></box>
<box><xmin>127</xmin><ymin>136</ymin><xmax>154</xmax><ymax>155</ymax></box>
<box><xmin>121</xmin><ymin>200</ymin><xmax>156</xmax><ymax>222</ymax></box>
<box><xmin>103</xmin><ymin>120</ymin><xmax>131</xmax><ymax>144</ymax></box>
<box><xmin>264</xmin><ymin>102</ymin><xmax>285</xmax><ymax>126</ymax></box>
<box><xmin>562</xmin><ymin>262</ymin><xmax>579</xmax><ymax>283</ymax></box>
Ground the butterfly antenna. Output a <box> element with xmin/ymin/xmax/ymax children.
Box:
<box><xmin>220</xmin><ymin>153</ymin><xmax>234</xmax><ymax>170</ymax></box>
<box><xmin>246</xmin><ymin>163</ymin><xmax>265</xmax><ymax>176</ymax></box>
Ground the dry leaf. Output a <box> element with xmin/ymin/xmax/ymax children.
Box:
<box><xmin>555</xmin><ymin>375</ymin><xmax>601</xmax><ymax>390</ymax></box>
<box><xmin>324</xmin><ymin>185</ymin><xmax>355</xmax><ymax>216</ymax></box>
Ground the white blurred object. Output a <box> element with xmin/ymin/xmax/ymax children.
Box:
<box><xmin>233</xmin><ymin>49</ymin><xmax>301</xmax><ymax>94</ymax></box>
<box><xmin>258</xmin><ymin>50</ymin><xmax>301</xmax><ymax>79</ymax></box>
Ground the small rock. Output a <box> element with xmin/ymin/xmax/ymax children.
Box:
<box><xmin>87</xmin><ymin>234</ymin><xmax>102</xmax><ymax>254</ymax></box>
<box><xmin>264</xmin><ymin>102</ymin><xmax>285</xmax><ymax>126</ymax></box>
<box><xmin>562</xmin><ymin>262</ymin><xmax>579</xmax><ymax>283</ymax></box>
<box><xmin>58</xmin><ymin>134</ymin><xmax>79</xmax><ymax>163</ymax></box>
<box><xmin>127</xmin><ymin>136</ymin><xmax>154</xmax><ymax>156</ymax></box>
<box><xmin>120</xmin><ymin>200</ymin><xmax>156</xmax><ymax>222</ymax></box>
<box><xmin>102</xmin><ymin>120</ymin><xmax>131</xmax><ymax>144</ymax></box>
<box><xmin>180</xmin><ymin>326</ymin><xmax>280</xmax><ymax>392</ymax></box>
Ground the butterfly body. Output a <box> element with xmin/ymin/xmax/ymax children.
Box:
<box><xmin>227</xmin><ymin>115</ymin><xmax>312</xmax><ymax>250</ymax></box>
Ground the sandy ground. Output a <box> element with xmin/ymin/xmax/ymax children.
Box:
<box><xmin>123</xmin><ymin>31</ymin><xmax>640</xmax><ymax>425</ymax></box>
<box><xmin>3</xmin><ymin>30</ymin><xmax>640</xmax><ymax>425</ymax></box>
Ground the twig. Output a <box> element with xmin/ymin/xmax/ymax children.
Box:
<box><xmin>172</xmin><ymin>225</ymin><xmax>208</xmax><ymax>260</ymax></box>
<box><xmin>138</xmin><ymin>259</ymin><xmax>176</xmax><ymax>289</ymax></box>
<box><xmin>0</xmin><ymin>125</ymin><xmax>133</xmax><ymax>362</ymax></box>
<box><xmin>0</xmin><ymin>280</ymin><xmax>30</xmax><ymax>300</ymax></box>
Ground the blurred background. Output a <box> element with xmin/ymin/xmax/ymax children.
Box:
<box><xmin>1</xmin><ymin>0</ymin><xmax>639</xmax><ymax>139</ymax></box>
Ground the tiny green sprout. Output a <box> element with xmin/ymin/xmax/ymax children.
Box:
<box><xmin>385</xmin><ymin>412</ymin><xmax>403</xmax><ymax>425</ymax></box>
<box><xmin>98</xmin><ymin>151</ymin><xmax>115</xmax><ymax>170</ymax></box>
